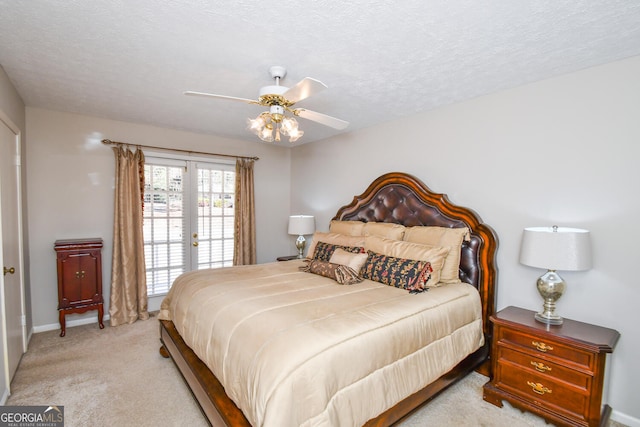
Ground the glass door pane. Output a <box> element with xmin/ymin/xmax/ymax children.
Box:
<box><xmin>143</xmin><ymin>161</ymin><xmax>187</xmax><ymax>296</ymax></box>
<box><xmin>192</xmin><ymin>163</ymin><xmax>235</xmax><ymax>270</ymax></box>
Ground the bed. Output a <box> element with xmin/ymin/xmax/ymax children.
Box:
<box><xmin>158</xmin><ymin>172</ymin><xmax>498</xmax><ymax>426</ymax></box>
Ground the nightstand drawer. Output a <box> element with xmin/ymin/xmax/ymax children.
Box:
<box><xmin>496</xmin><ymin>345</ymin><xmax>591</xmax><ymax>389</ymax></box>
<box><xmin>495</xmin><ymin>360</ymin><xmax>589</xmax><ymax>421</ymax></box>
<box><xmin>499</xmin><ymin>328</ymin><xmax>594</xmax><ymax>371</ymax></box>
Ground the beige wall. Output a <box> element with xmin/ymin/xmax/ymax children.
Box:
<box><xmin>291</xmin><ymin>55</ymin><xmax>640</xmax><ymax>424</ymax></box>
<box><xmin>25</xmin><ymin>108</ymin><xmax>292</xmax><ymax>328</ymax></box>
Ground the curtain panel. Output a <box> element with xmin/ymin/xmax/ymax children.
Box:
<box><xmin>233</xmin><ymin>159</ymin><xmax>256</xmax><ymax>265</ymax></box>
<box><xmin>109</xmin><ymin>145</ymin><xmax>149</xmax><ymax>326</ymax></box>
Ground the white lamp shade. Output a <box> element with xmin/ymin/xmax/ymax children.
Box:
<box><xmin>288</xmin><ymin>215</ymin><xmax>315</xmax><ymax>236</ymax></box>
<box><xmin>519</xmin><ymin>226</ymin><xmax>592</xmax><ymax>271</ymax></box>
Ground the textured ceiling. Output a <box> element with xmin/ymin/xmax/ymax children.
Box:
<box><xmin>1</xmin><ymin>1</ymin><xmax>639</xmax><ymax>146</ymax></box>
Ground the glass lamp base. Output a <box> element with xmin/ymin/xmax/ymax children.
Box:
<box><xmin>295</xmin><ymin>235</ymin><xmax>306</xmax><ymax>259</ymax></box>
<box><xmin>534</xmin><ymin>311</ymin><xmax>564</xmax><ymax>325</ymax></box>
<box><xmin>535</xmin><ymin>270</ymin><xmax>566</xmax><ymax>325</ymax></box>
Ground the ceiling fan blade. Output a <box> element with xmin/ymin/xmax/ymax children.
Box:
<box><xmin>296</xmin><ymin>109</ymin><xmax>349</xmax><ymax>130</ymax></box>
<box><xmin>283</xmin><ymin>78</ymin><xmax>327</xmax><ymax>103</ymax></box>
<box><xmin>184</xmin><ymin>91</ymin><xmax>256</xmax><ymax>104</ymax></box>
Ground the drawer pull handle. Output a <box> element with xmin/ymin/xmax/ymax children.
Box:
<box><xmin>527</xmin><ymin>381</ymin><xmax>552</xmax><ymax>395</ymax></box>
<box><xmin>531</xmin><ymin>361</ymin><xmax>552</xmax><ymax>372</ymax></box>
<box><xmin>532</xmin><ymin>341</ymin><xmax>553</xmax><ymax>352</ymax></box>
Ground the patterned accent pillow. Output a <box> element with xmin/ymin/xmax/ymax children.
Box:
<box><xmin>300</xmin><ymin>260</ymin><xmax>363</xmax><ymax>285</ymax></box>
<box><xmin>312</xmin><ymin>241</ymin><xmax>365</xmax><ymax>262</ymax></box>
<box><xmin>361</xmin><ymin>250</ymin><xmax>433</xmax><ymax>293</ymax></box>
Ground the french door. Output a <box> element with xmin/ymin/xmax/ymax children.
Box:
<box><xmin>143</xmin><ymin>157</ymin><xmax>235</xmax><ymax>296</ymax></box>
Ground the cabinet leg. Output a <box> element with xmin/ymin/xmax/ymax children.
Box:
<box><xmin>97</xmin><ymin>304</ymin><xmax>105</xmax><ymax>329</ymax></box>
<box><xmin>482</xmin><ymin>383</ymin><xmax>504</xmax><ymax>407</ymax></box>
<box><xmin>59</xmin><ymin>310</ymin><xmax>66</xmax><ymax>337</ymax></box>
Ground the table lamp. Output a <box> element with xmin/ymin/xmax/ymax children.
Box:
<box><xmin>519</xmin><ymin>225</ymin><xmax>592</xmax><ymax>325</ymax></box>
<box><xmin>288</xmin><ymin>215</ymin><xmax>315</xmax><ymax>258</ymax></box>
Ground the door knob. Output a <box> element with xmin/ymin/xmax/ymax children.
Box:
<box><xmin>3</xmin><ymin>267</ymin><xmax>15</xmax><ymax>276</ymax></box>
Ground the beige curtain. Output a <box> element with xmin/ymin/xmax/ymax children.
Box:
<box><xmin>233</xmin><ymin>158</ymin><xmax>257</xmax><ymax>265</ymax></box>
<box><xmin>109</xmin><ymin>145</ymin><xmax>149</xmax><ymax>326</ymax></box>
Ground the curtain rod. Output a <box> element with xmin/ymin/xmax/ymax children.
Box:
<box><xmin>101</xmin><ymin>139</ymin><xmax>259</xmax><ymax>161</ymax></box>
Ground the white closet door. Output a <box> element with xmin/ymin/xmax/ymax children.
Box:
<box><xmin>0</xmin><ymin>116</ymin><xmax>26</xmax><ymax>396</ymax></box>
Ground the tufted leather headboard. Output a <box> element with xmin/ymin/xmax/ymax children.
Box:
<box><xmin>333</xmin><ymin>172</ymin><xmax>498</xmax><ymax>338</ymax></box>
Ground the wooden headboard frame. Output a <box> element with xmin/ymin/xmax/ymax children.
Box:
<box><xmin>333</xmin><ymin>172</ymin><xmax>499</xmax><ymax>341</ymax></box>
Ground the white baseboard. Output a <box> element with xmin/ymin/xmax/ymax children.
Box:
<box><xmin>612</xmin><ymin>410</ymin><xmax>640</xmax><ymax>427</ymax></box>
<box><xmin>30</xmin><ymin>299</ymin><xmax>165</xmax><ymax>334</ymax></box>
<box><xmin>32</xmin><ymin>314</ymin><xmax>111</xmax><ymax>334</ymax></box>
<box><xmin>0</xmin><ymin>387</ymin><xmax>9</xmax><ymax>405</ymax></box>
<box><xmin>148</xmin><ymin>296</ymin><xmax>163</xmax><ymax>312</ymax></box>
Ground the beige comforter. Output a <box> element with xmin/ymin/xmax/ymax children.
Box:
<box><xmin>159</xmin><ymin>260</ymin><xmax>484</xmax><ymax>427</ymax></box>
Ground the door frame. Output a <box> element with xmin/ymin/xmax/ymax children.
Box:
<box><xmin>0</xmin><ymin>110</ymin><xmax>28</xmax><ymax>395</ymax></box>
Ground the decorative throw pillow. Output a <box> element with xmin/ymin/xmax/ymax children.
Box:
<box><xmin>312</xmin><ymin>241</ymin><xmax>364</xmax><ymax>262</ymax></box>
<box><xmin>329</xmin><ymin>248</ymin><xmax>368</xmax><ymax>273</ymax></box>
<box><xmin>300</xmin><ymin>259</ymin><xmax>363</xmax><ymax>285</ymax></box>
<box><xmin>364</xmin><ymin>235</ymin><xmax>449</xmax><ymax>286</ymax></box>
<box><xmin>361</xmin><ymin>250</ymin><xmax>433</xmax><ymax>293</ymax></box>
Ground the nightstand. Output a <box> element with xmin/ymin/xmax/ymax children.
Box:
<box><xmin>483</xmin><ymin>306</ymin><xmax>619</xmax><ymax>427</ymax></box>
<box><xmin>277</xmin><ymin>255</ymin><xmax>300</xmax><ymax>261</ymax></box>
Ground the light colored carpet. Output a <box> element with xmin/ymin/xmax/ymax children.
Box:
<box><xmin>7</xmin><ymin>314</ymin><xmax>626</xmax><ymax>427</ymax></box>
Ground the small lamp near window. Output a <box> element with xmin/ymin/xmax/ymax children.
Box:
<box><xmin>519</xmin><ymin>225</ymin><xmax>592</xmax><ymax>325</ymax></box>
<box><xmin>288</xmin><ymin>215</ymin><xmax>315</xmax><ymax>258</ymax></box>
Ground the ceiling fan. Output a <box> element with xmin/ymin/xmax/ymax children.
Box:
<box><xmin>185</xmin><ymin>66</ymin><xmax>349</xmax><ymax>143</ymax></box>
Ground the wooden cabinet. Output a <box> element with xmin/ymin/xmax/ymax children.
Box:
<box><xmin>55</xmin><ymin>238</ymin><xmax>105</xmax><ymax>337</ymax></box>
<box><xmin>483</xmin><ymin>306</ymin><xmax>620</xmax><ymax>427</ymax></box>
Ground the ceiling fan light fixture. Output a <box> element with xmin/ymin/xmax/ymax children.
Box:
<box><xmin>247</xmin><ymin>113</ymin><xmax>267</xmax><ymax>135</ymax></box>
<box><xmin>281</xmin><ymin>116</ymin><xmax>298</xmax><ymax>134</ymax></box>
<box><xmin>248</xmin><ymin>109</ymin><xmax>302</xmax><ymax>143</ymax></box>
<box><xmin>288</xmin><ymin>128</ymin><xmax>304</xmax><ymax>143</ymax></box>
<box><xmin>187</xmin><ymin>66</ymin><xmax>348</xmax><ymax>144</ymax></box>
<box><xmin>258</xmin><ymin>122</ymin><xmax>274</xmax><ymax>142</ymax></box>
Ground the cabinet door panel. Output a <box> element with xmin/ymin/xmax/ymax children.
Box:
<box><xmin>58</xmin><ymin>251</ymin><xmax>101</xmax><ymax>306</ymax></box>
<box><xmin>58</xmin><ymin>255</ymin><xmax>81</xmax><ymax>307</ymax></box>
<box><xmin>78</xmin><ymin>252</ymin><xmax>99</xmax><ymax>300</ymax></box>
